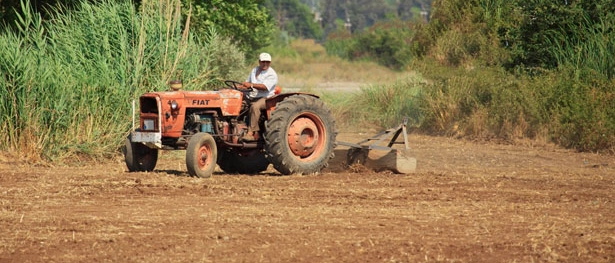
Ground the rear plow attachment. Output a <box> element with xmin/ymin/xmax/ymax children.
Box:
<box><xmin>328</xmin><ymin>118</ymin><xmax>417</xmax><ymax>174</ymax></box>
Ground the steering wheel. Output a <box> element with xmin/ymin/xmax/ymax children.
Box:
<box><xmin>224</xmin><ymin>80</ymin><xmax>244</xmax><ymax>90</ymax></box>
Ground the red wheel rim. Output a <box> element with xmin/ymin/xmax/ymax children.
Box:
<box><xmin>287</xmin><ymin>113</ymin><xmax>326</xmax><ymax>161</ymax></box>
<box><xmin>197</xmin><ymin>144</ymin><xmax>213</xmax><ymax>169</ymax></box>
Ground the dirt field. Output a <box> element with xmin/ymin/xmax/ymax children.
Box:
<box><xmin>1</xmin><ymin>132</ymin><xmax>614</xmax><ymax>262</ymax></box>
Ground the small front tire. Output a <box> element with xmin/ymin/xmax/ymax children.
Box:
<box><xmin>186</xmin><ymin>133</ymin><xmax>217</xmax><ymax>178</ymax></box>
<box><xmin>123</xmin><ymin>135</ymin><xmax>158</xmax><ymax>172</ymax></box>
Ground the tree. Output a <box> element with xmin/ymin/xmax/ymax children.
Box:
<box><xmin>397</xmin><ymin>0</ymin><xmax>430</xmax><ymax>21</ymax></box>
<box><xmin>187</xmin><ymin>0</ymin><xmax>275</xmax><ymax>53</ymax></box>
<box><xmin>319</xmin><ymin>0</ymin><xmax>432</xmax><ymax>38</ymax></box>
<box><xmin>262</xmin><ymin>0</ymin><xmax>323</xmax><ymax>39</ymax></box>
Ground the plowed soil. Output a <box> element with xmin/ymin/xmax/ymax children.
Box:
<box><xmin>1</xmin><ymin>132</ymin><xmax>614</xmax><ymax>262</ymax></box>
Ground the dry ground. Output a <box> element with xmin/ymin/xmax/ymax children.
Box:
<box><xmin>1</xmin><ymin>132</ymin><xmax>614</xmax><ymax>262</ymax></box>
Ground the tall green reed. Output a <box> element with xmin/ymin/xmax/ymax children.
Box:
<box><xmin>546</xmin><ymin>14</ymin><xmax>615</xmax><ymax>80</ymax></box>
<box><xmin>0</xmin><ymin>0</ymin><xmax>239</xmax><ymax>162</ymax></box>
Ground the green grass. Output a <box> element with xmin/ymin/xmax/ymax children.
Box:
<box><xmin>0</xmin><ymin>0</ymin><xmax>243</xmax><ymax>162</ymax></box>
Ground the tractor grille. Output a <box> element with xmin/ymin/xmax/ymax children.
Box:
<box><xmin>140</xmin><ymin>97</ymin><xmax>158</xmax><ymax>113</ymax></box>
<box><xmin>140</xmin><ymin>97</ymin><xmax>159</xmax><ymax>131</ymax></box>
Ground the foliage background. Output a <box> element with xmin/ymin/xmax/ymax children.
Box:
<box><xmin>0</xmin><ymin>0</ymin><xmax>613</xmax><ymax>163</ymax></box>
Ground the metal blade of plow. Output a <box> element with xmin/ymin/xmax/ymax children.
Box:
<box><xmin>326</xmin><ymin>118</ymin><xmax>417</xmax><ymax>174</ymax></box>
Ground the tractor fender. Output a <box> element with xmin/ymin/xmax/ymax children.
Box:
<box><xmin>265</xmin><ymin>93</ymin><xmax>319</xmax><ymax>114</ymax></box>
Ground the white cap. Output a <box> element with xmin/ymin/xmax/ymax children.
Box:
<box><xmin>259</xmin><ymin>52</ymin><xmax>272</xmax><ymax>62</ymax></box>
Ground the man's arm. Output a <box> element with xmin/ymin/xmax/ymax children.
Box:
<box><xmin>241</xmin><ymin>82</ymin><xmax>268</xmax><ymax>91</ymax></box>
<box><xmin>242</xmin><ymin>75</ymin><xmax>277</xmax><ymax>91</ymax></box>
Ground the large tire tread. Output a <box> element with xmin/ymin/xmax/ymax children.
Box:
<box><xmin>264</xmin><ymin>95</ymin><xmax>337</xmax><ymax>175</ymax></box>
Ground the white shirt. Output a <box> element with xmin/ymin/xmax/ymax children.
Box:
<box><xmin>246</xmin><ymin>66</ymin><xmax>278</xmax><ymax>99</ymax></box>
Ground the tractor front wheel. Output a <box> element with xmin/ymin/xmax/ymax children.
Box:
<box><xmin>186</xmin><ymin>133</ymin><xmax>217</xmax><ymax>178</ymax></box>
<box><xmin>123</xmin><ymin>135</ymin><xmax>158</xmax><ymax>172</ymax></box>
<box><xmin>265</xmin><ymin>95</ymin><xmax>337</xmax><ymax>175</ymax></box>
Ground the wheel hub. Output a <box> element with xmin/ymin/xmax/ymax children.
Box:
<box><xmin>288</xmin><ymin>117</ymin><xmax>319</xmax><ymax>158</ymax></box>
<box><xmin>198</xmin><ymin>145</ymin><xmax>211</xmax><ymax>168</ymax></box>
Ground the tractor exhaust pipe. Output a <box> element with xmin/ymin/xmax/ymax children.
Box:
<box><xmin>131</xmin><ymin>99</ymin><xmax>135</xmax><ymax>131</ymax></box>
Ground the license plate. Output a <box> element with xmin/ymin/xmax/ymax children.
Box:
<box><xmin>143</xmin><ymin>119</ymin><xmax>155</xmax><ymax>131</ymax></box>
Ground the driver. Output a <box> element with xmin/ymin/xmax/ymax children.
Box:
<box><xmin>239</xmin><ymin>52</ymin><xmax>278</xmax><ymax>141</ymax></box>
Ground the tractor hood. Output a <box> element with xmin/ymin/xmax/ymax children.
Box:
<box><xmin>140</xmin><ymin>89</ymin><xmax>244</xmax><ymax>117</ymax></box>
<box><xmin>134</xmin><ymin>89</ymin><xmax>244</xmax><ymax>138</ymax></box>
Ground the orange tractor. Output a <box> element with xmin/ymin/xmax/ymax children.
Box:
<box><xmin>123</xmin><ymin>80</ymin><xmax>337</xmax><ymax>177</ymax></box>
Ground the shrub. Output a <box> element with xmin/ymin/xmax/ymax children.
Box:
<box><xmin>544</xmin><ymin>67</ymin><xmax>615</xmax><ymax>152</ymax></box>
<box><xmin>411</xmin><ymin>60</ymin><xmax>614</xmax><ymax>152</ymax></box>
<box><xmin>348</xmin><ymin>19</ymin><xmax>414</xmax><ymax>70</ymax></box>
<box><xmin>327</xmin><ymin>76</ymin><xmax>424</xmax><ymax>130</ymax></box>
<box><xmin>324</xmin><ymin>28</ymin><xmax>354</xmax><ymax>60</ymax></box>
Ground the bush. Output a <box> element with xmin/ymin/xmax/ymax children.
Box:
<box><xmin>327</xmin><ymin>76</ymin><xmax>424</xmax><ymax>130</ymax></box>
<box><xmin>410</xmin><ymin>60</ymin><xmax>615</xmax><ymax>152</ymax></box>
<box><xmin>401</xmin><ymin>0</ymin><xmax>615</xmax><ymax>152</ymax></box>
<box><xmin>544</xmin><ymin>68</ymin><xmax>615</xmax><ymax>152</ymax></box>
<box><xmin>346</xmin><ymin>20</ymin><xmax>415</xmax><ymax>70</ymax></box>
<box><xmin>324</xmin><ymin>28</ymin><xmax>354</xmax><ymax>60</ymax></box>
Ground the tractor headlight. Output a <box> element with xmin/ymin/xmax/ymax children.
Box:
<box><xmin>170</xmin><ymin>100</ymin><xmax>179</xmax><ymax>110</ymax></box>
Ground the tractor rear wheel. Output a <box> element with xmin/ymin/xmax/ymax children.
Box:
<box><xmin>123</xmin><ymin>135</ymin><xmax>158</xmax><ymax>172</ymax></box>
<box><xmin>217</xmin><ymin>149</ymin><xmax>270</xmax><ymax>174</ymax></box>
<box><xmin>186</xmin><ymin>133</ymin><xmax>217</xmax><ymax>178</ymax></box>
<box><xmin>264</xmin><ymin>95</ymin><xmax>337</xmax><ymax>175</ymax></box>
